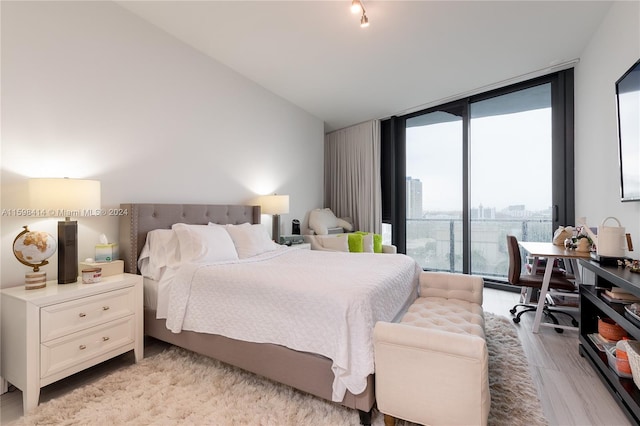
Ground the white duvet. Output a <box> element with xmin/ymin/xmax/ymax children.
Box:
<box><xmin>161</xmin><ymin>247</ymin><xmax>420</xmax><ymax>402</ymax></box>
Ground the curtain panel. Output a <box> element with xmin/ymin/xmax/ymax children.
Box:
<box><xmin>324</xmin><ymin>120</ymin><xmax>382</xmax><ymax>233</ymax></box>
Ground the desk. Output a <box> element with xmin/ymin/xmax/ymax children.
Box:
<box><xmin>518</xmin><ymin>242</ymin><xmax>592</xmax><ymax>333</ymax></box>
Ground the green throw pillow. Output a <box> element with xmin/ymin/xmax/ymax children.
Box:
<box><xmin>347</xmin><ymin>233</ymin><xmax>364</xmax><ymax>253</ymax></box>
<box><xmin>373</xmin><ymin>233</ymin><xmax>383</xmax><ymax>253</ymax></box>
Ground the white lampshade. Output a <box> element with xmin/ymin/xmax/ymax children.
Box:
<box><xmin>29</xmin><ymin>178</ymin><xmax>101</xmax><ymax>216</ymax></box>
<box><xmin>261</xmin><ymin>195</ymin><xmax>289</xmax><ymax>215</ymax></box>
<box><xmin>28</xmin><ymin>178</ymin><xmax>101</xmax><ymax>284</ymax></box>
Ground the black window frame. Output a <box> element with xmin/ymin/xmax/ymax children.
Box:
<box><xmin>381</xmin><ymin>69</ymin><xmax>575</xmax><ymax>286</ymax></box>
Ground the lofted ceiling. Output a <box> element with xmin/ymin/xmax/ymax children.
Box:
<box><xmin>115</xmin><ymin>1</ymin><xmax>613</xmax><ymax>132</ymax></box>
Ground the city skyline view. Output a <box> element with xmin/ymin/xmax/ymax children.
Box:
<box><xmin>404</xmin><ymin>87</ymin><xmax>554</xmax><ymax>277</ymax></box>
<box><xmin>406</xmin><ymin>173</ymin><xmax>553</xmax><ymax>220</ymax></box>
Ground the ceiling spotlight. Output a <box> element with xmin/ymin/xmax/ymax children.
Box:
<box><xmin>360</xmin><ymin>13</ymin><xmax>369</xmax><ymax>28</ymax></box>
<box><xmin>351</xmin><ymin>0</ymin><xmax>363</xmax><ymax>14</ymax></box>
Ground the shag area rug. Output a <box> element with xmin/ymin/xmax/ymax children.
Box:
<box><xmin>17</xmin><ymin>313</ymin><xmax>546</xmax><ymax>426</ymax></box>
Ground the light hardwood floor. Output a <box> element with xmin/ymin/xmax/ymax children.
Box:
<box><xmin>483</xmin><ymin>288</ymin><xmax>632</xmax><ymax>426</ymax></box>
<box><xmin>0</xmin><ymin>288</ymin><xmax>634</xmax><ymax>425</ymax></box>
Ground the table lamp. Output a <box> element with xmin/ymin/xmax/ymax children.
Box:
<box><xmin>261</xmin><ymin>194</ymin><xmax>289</xmax><ymax>242</ymax></box>
<box><xmin>29</xmin><ymin>178</ymin><xmax>101</xmax><ymax>284</ymax></box>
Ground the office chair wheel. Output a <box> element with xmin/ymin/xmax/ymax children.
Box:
<box><xmin>544</xmin><ymin>311</ymin><xmax>565</xmax><ymax>333</ymax></box>
<box><xmin>572</xmin><ymin>319</ymin><xmax>579</xmax><ymax>327</ymax></box>
<box><xmin>513</xmin><ymin>317</ymin><xmax>521</xmax><ymax>324</ymax></box>
<box><xmin>510</xmin><ymin>308</ymin><xmax>517</xmax><ymax>315</ymax></box>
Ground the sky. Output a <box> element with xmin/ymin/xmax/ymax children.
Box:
<box><xmin>406</xmin><ymin>107</ymin><xmax>552</xmax><ymax>212</ymax></box>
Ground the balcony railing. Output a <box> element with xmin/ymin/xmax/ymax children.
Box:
<box><xmin>406</xmin><ymin>217</ymin><xmax>552</xmax><ymax>279</ymax></box>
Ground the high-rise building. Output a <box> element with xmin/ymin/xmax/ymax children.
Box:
<box><xmin>406</xmin><ymin>176</ymin><xmax>423</xmax><ymax>219</ymax></box>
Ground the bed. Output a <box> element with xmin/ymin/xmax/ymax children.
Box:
<box><xmin>119</xmin><ymin>203</ymin><xmax>420</xmax><ymax>424</ymax></box>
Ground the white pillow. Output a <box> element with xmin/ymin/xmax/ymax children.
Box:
<box><xmin>308</xmin><ymin>208</ymin><xmax>338</xmax><ymax>235</ymax></box>
<box><xmin>138</xmin><ymin>229</ymin><xmax>181</xmax><ymax>280</ymax></box>
<box><xmin>317</xmin><ymin>235</ymin><xmax>349</xmax><ymax>252</ymax></box>
<box><xmin>225</xmin><ymin>223</ymin><xmax>277</xmax><ymax>258</ymax></box>
<box><xmin>361</xmin><ymin>233</ymin><xmax>374</xmax><ymax>253</ymax></box>
<box><xmin>172</xmin><ymin>223</ymin><xmax>238</xmax><ymax>264</ymax></box>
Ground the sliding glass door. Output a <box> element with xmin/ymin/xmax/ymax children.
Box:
<box><xmin>389</xmin><ymin>70</ymin><xmax>574</xmax><ymax>282</ymax></box>
<box><xmin>406</xmin><ymin>107</ymin><xmax>464</xmax><ymax>273</ymax></box>
<box><xmin>468</xmin><ymin>83</ymin><xmax>552</xmax><ymax>278</ymax></box>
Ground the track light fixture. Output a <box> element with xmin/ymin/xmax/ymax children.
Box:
<box><xmin>360</xmin><ymin>13</ymin><xmax>369</xmax><ymax>28</ymax></box>
<box><xmin>350</xmin><ymin>0</ymin><xmax>369</xmax><ymax>28</ymax></box>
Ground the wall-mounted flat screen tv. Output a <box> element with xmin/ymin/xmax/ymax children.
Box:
<box><xmin>616</xmin><ymin>59</ymin><xmax>640</xmax><ymax>201</ymax></box>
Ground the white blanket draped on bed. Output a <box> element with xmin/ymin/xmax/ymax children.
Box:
<box><xmin>162</xmin><ymin>248</ymin><xmax>420</xmax><ymax>402</ymax></box>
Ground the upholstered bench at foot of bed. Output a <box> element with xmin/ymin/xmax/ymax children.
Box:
<box><xmin>373</xmin><ymin>271</ymin><xmax>490</xmax><ymax>426</ymax></box>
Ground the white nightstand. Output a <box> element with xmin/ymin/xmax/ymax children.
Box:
<box><xmin>0</xmin><ymin>273</ymin><xmax>143</xmax><ymax>412</ymax></box>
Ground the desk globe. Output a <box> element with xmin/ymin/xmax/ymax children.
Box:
<box><xmin>13</xmin><ymin>225</ymin><xmax>57</xmax><ymax>289</ymax></box>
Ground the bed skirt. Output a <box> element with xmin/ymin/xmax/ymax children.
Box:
<box><xmin>144</xmin><ymin>308</ymin><xmax>376</xmax><ymax>412</ymax></box>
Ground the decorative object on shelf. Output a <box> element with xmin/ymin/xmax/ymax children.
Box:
<box><xmin>610</xmin><ymin>346</ymin><xmax>630</xmax><ymax>376</ymax></box>
<box><xmin>598</xmin><ymin>317</ymin><xmax>628</xmax><ymax>341</ymax></box>
<box><xmin>13</xmin><ymin>225</ymin><xmax>57</xmax><ymax>290</ymax></box>
<box><xmin>563</xmin><ymin>225</ymin><xmax>593</xmax><ymax>251</ymax></box>
<box><xmin>260</xmin><ymin>194</ymin><xmax>289</xmax><ymax>242</ymax></box>
<box><xmin>623</xmin><ymin>340</ymin><xmax>640</xmax><ymax>389</ymax></box>
<box><xmin>619</xmin><ymin>258</ymin><xmax>640</xmax><ymax>273</ymax></box>
<box><xmin>29</xmin><ymin>178</ymin><xmax>101</xmax><ymax>284</ymax></box>
<box><xmin>617</xmin><ymin>339</ymin><xmax>633</xmax><ymax>374</ymax></box>
<box><xmin>607</xmin><ymin>344</ymin><xmax>633</xmax><ymax>378</ymax></box>
<box><xmin>575</xmin><ymin>236</ymin><xmax>591</xmax><ymax>252</ymax></box>
<box><xmin>553</xmin><ymin>226</ymin><xmax>573</xmax><ymax>246</ymax></box>
<box><xmin>579</xmin><ymin>216</ymin><xmax>632</xmax><ymax>258</ymax></box>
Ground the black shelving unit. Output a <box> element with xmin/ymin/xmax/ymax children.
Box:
<box><xmin>579</xmin><ymin>259</ymin><xmax>640</xmax><ymax>425</ymax></box>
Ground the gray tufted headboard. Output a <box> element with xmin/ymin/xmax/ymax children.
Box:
<box><xmin>118</xmin><ymin>203</ymin><xmax>261</xmax><ymax>274</ymax></box>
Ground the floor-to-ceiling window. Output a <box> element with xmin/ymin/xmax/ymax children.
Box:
<box><xmin>468</xmin><ymin>83</ymin><xmax>552</xmax><ymax>278</ymax></box>
<box><xmin>406</xmin><ymin>107</ymin><xmax>464</xmax><ymax>273</ymax></box>
<box><xmin>381</xmin><ymin>70</ymin><xmax>574</xmax><ymax>285</ymax></box>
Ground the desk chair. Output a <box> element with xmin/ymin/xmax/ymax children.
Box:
<box><xmin>506</xmin><ymin>235</ymin><xmax>579</xmax><ymax>333</ymax></box>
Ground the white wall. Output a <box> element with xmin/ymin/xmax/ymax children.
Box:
<box><xmin>0</xmin><ymin>1</ymin><xmax>324</xmax><ymax>288</ymax></box>
<box><xmin>575</xmin><ymin>1</ymin><xmax>640</xmax><ymax>250</ymax></box>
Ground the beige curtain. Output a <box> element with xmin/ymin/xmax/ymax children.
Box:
<box><xmin>324</xmin><ymin>120</ymin><xmax>381</xmax><ymax>233</ymax></box>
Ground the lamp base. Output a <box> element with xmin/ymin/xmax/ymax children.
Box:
<box><xmin>272</xmin><ymin>214</ymin><xmax>281</xmax><ymax>243</ymax></box>
<box><xmin>58</xmin><ymin>220</ymin><xmax>78</xmax><ymax>284</ymax></box>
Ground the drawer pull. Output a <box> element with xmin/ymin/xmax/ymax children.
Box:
<box><xmin>79</xmin><ymin>313</ymin><xmax>87</xmax><ymax>318</ymax></box>
<box><xmin>102</xmin><ymin>336</ymin><xmax>110</xmax><ymax>342</ymax></box>
<box><xmin>102</xmin><ymin>306</ymin><xmax>110</xmax><ymax>311</ymax></box>
<box><xmin>79</xmin><ymin>344</ymin><xmax>87</xmax><ymax>350</ymax></box>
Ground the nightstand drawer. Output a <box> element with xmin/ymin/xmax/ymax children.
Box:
<box><xmin>41</xmin><ymin>287</ymin><xmax>135</xmax><ymax>342</ymax></box>
<box><xmin>40</xmin><ymin>315</ymin><xmax>135</xmax><ymax>380</ymax></box>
